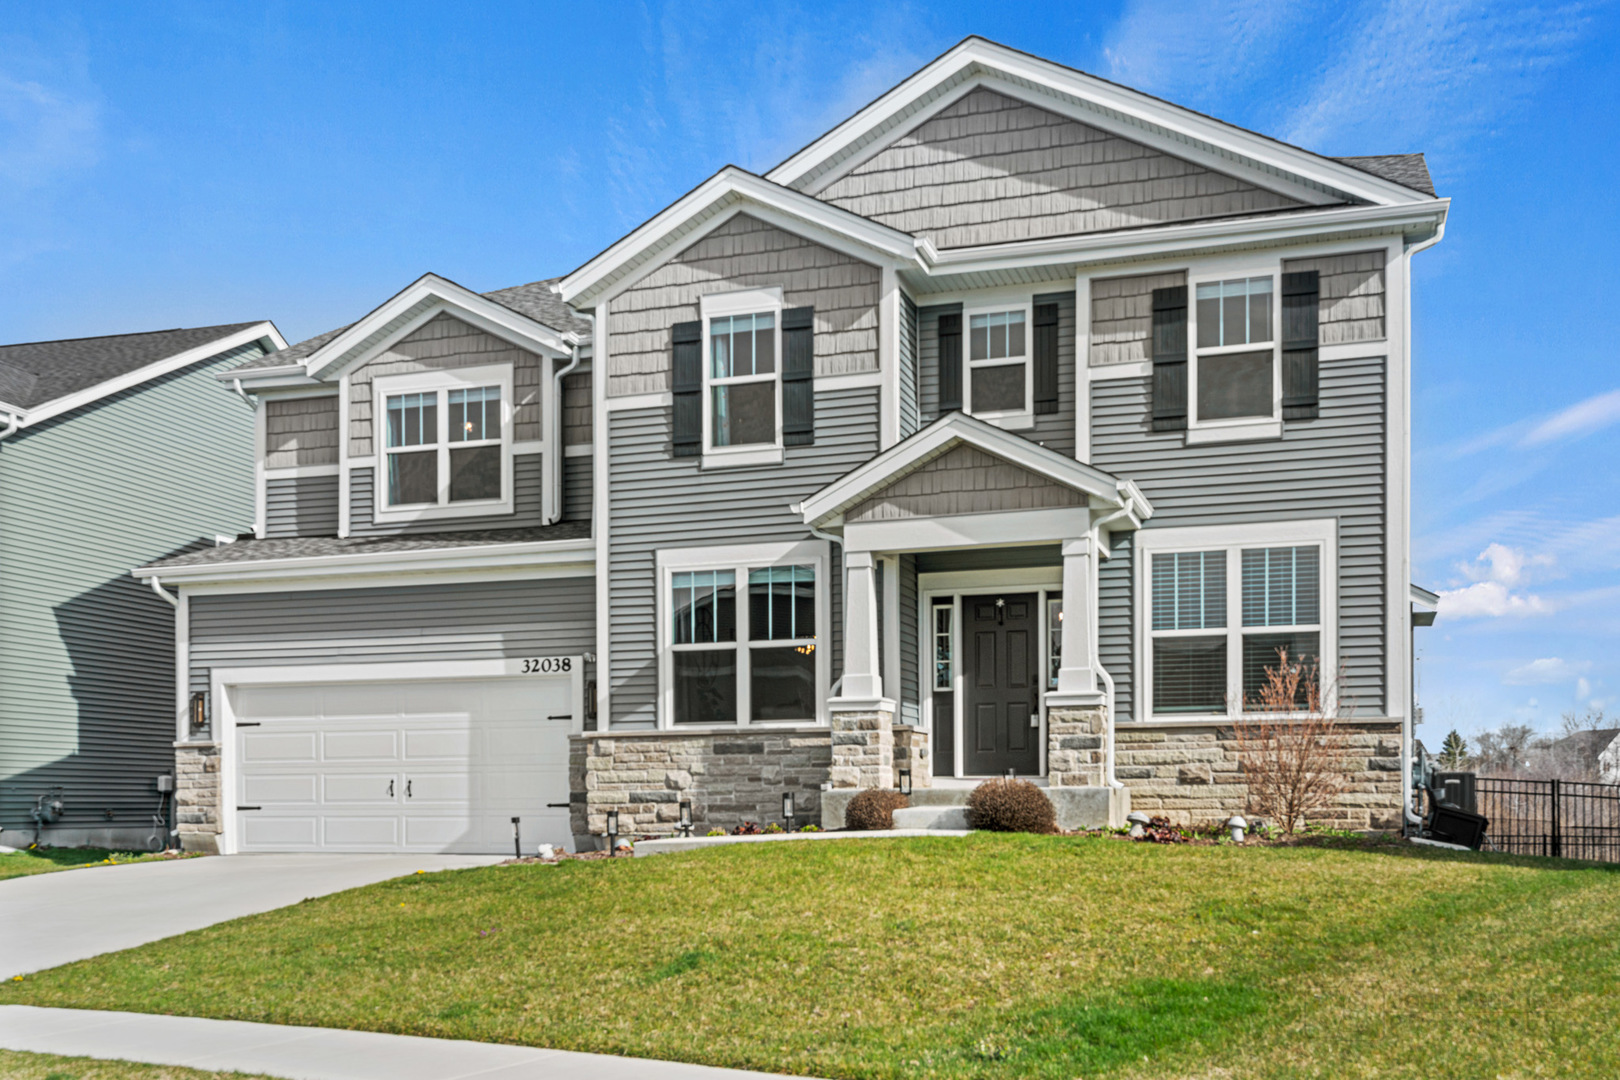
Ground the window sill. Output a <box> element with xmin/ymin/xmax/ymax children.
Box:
<box><xmin>970</xmin><ymin>411</ymin><xmax>1035</xmax><ymax>432</ymax></box>
<box><xmin>700</xmin><ymin>445</ymin><xmax>784</xmax><ymax>470</ymax></box>
<box><xmin>1185</xmin><ymin>419</ymin><xmax>1283</xmax><ymax>445</ymax></box>
<box><xmin>373</xmin><ymin>498</ymin><xmax>515</xmax><ymax>525</ymax></box>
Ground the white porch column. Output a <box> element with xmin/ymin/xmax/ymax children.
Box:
<box><xmin>1053</xmin><ymin>536</ymin><xmax>1102</xmax><ymax>702</ymax></box>
<box><xmin>839</xmin><ymin>551</ymin><xmax>883</xmax><ymax>701</ymax></box>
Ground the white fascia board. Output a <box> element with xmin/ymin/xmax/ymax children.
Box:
<box><xmin>768</xmin><ymin>37</ymin><xmax>1433</xmax><ymax>208</ymax></box>
<box><xmin>14</xmin><ymin>322</ymin><xmax>286</xmax><ymax>428</ymax></box>
<box><xmin>558</xmin><ymin>167</ymin><xmax>920</xmax><ymax>308</ymax></box>
<box><xmin>799</xmin><ymin>411</ymin><xmax>1127</xmax><ymax>527</ymax></box>
<box><xmin>132</xmin><ymin>537</ymin><xmax>594</xmax><ymax>586</ymax></box>
<box><xmin>305</xmin><ymin>274</ymin><xmax>580</xmax><ymax>381</ymax></box>
<box><xmin>921</xmin><ymin>201</ymin><xmax>1449</xmax><ymax>282</ymax></box>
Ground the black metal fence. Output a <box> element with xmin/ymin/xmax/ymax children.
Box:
<box><xmin>1475</xmin><ymin>777</ymin><xmax>1620</xmax><ymax>863</ymax></box>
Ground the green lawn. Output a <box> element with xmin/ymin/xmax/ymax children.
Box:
<box><xmin>0</xmin><ymin>847</ymin><xmax>193</xmax><ymax>882</ymax></box>
<box><xmin>0</xmin><ymin>1050</ymin><xmax>274</xmax><ymax>1080</ymax></box>
<box><xmin>4</xmin><ymin>834</ymin><xmax>1617</xmax><ymax>1079</ymax></box>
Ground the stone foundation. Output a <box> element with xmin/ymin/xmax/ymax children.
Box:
<box><xmin>1047</xmin><ymin>705</ymin><xmax>1107</xmax><ymax>787</ymax></box>
<box><xmin>571</xmin><ymin>728</ymin><xmax>833</xmax><ymax>840</ymax></box>
<box><xmin>1117</xmin><ymin>721</ymin><xmax>1404</xmax><ymax>830</ymax></box>
<box><xmin>828</xmin><ymin>706</ymin><xmax>894</xmax><ymax>789</ymax></box>
<box><xmin>175</xmin><ymin>741</ymin><xmax>222</xmax><ymax>854</ymax></box>
<box><xmin>893</xmin><ymin>725</ymin><xmax>931</xmax><ymax>789</ymax></box>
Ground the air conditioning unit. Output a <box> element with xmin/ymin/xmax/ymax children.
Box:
<box><xmin>1433</xmin><ymin>771</ymin><xmax>1477</xmax><ymax>814</ymax></box>
<box><xmin>1429</xmin><ymin>805</ymin><xmax>1488</xmax><ymax>850</ymax></box>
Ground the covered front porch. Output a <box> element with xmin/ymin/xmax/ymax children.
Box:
<box><xmin>798</xmin><ymin>413</ymin><xmax>1152</xmax><ymax>828</ymax></box>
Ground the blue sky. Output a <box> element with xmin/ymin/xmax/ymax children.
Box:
<box><xmin>3</xmin><ymin>2</ymin><xmax>1615</xmax><ymax>744</ymax></box>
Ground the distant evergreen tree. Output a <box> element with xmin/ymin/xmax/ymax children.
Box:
<box><xmin>1437</xmin><ymin>729</ymin><xmax>1471</xmax><ymax>770</ymax></box>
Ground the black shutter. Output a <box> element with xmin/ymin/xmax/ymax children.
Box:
<box><xmin>938</xmin><ymin>312</ymin><xmax>962</xmax><ymax>413</ymax></box>
<box><xmin>1151</xmin><ymin>285</ymin><xmax>1187</xmax><ymax>432</ymax></box>
<box><xmin>1282</xmin><ymin>270</ymin><xmax>1320</xmax><ymax>421</ymax></box>
<box><xmin>671</xmin><ymin>320</ymin><xmax>702</xmax><ymax>457</ymax></box>
<box><xmin>1033</xmin><ymin>302</ymin><xmax>1060</xmax><ymax>415</ymax></box>
<box><xmin>781</xmin><ymin>306</ymin><xmax>815</xmax><ymax>447</ymax></box>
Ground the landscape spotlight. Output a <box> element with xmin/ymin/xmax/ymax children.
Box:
<box><xmin>605</xmin><ymin>809</ymin><xmax>619</xmax><ymax>856</ymax></box>
<box><xmin>678</xmin><ymin>801</ymin><xmax>693</xmax><ymax>837</ymax></box>
<box><xmin>783</xmin><ymin>791</ymin><xmax>795</xmax><ymax>833</ymax></box>
<box><xmin>898</xmin><ymin>768</ymin><xmax>912</xmax><ymax>797</ymax></box>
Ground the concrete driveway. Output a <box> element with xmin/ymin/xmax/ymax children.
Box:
<box><xmin>0</xmin><ymin>853</ymin><xmax>503</xmax><ymax>977</ymax></box>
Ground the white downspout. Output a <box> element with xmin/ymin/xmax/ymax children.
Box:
<box><xmin>149</xmin><ymin>575</ymin><xmax>179</xmax><ymax>608</ymax></box>
<box><xmin>0</xmin><ymin>412</ymin><xmax>20</xmax><ymax>441</ymax></box>
<box><xmin>548</xmin><ymin>345</ymin><xmax>582</xmax><ymax>525</ymax></box>
<box><xmin>1090</xmin><ymin>503</ymin><xmax>1135</xmax><ymax>790</ymax></box>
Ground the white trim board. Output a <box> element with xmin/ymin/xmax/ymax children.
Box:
<box><xmin>133</xmin><ymin>538</ymin><xmax>595</xmax><ymax>587</ymax></box>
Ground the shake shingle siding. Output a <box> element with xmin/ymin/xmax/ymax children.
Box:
<box><xmin>817</xmin><ymin>87</ymin><xmax>1306</xmax><ymax>249</ymax></box>
<box><xmin>1090</xmin><ymin>355</ymin><xmax>1388</xmax><ymax>713</ymax></box>
<box><xmin>605</xmin><ymin>213</ymin><xmax>881</xmax><ymax>397</ymax></box>
<box><xmin>1282</xmin><ymin>250</ymin><xmax>1387</xmax><ymax>345</ymax></box>
<box><xmin>264</xmin><ymin>396</ymin><xmax>339</xmax><ymax>468</ymax></box>
<box><xmin>348</xmin><ymin>453</ymin><xmax>544</xmax><ymax>535</ymax></box>
<box><xmin>563</xmin><ymin>367</ymin><xmax>592</xmax><ymax>446</ymax></box>
<box><xmin>0</xmin><ymin>340</ymin><xmax>262</xmax><ymax>836</ymax></box>
<box><xmin>264</xmin><ymin>475</ymin><xmax>339</xmax><ymax>538</ymax></box>
<box><xmin>607</xmin><ymin>387</ymin><xmax>880</xmax><ymax>727</ymax></box>
<box><xmin>1089</xmin><ymin>271</ymin><xmax>1188</xmax><ymax>367</ymax></box>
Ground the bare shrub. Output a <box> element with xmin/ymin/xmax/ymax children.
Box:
<box><xmin>966</xmin><ymin>778</ymin><xmax>1057</xmax><ymax>834</ymax></box>
<box><xmin>844</xmin><ymin>789</ymin><xmax>908</xmax><ymax>830</ymax></box>
<box><xmin>1229</xmin><ymin>650</ymin><xmax>1350</xmax><ymax>835</ymax></box>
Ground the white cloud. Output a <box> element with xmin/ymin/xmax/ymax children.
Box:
<box><xmin>1577</xmin><ymin>677</ymin><xmax>1592</xmax><ymax>700</ymax></box>
<box><xmin>1504</xmin><ymin>657</ymin><xmax>1590</xmax><ymax>685</ymax></box>
<box><xmin>1521</xmin><ymin>388</ymin><xmax>1620</xmax><ymax>446</ymax></box>
<box><xmin>1438</xmin><ymin>543</ymin><xmax>1554</xmax><ymax>618</ymax></box>
<box><xmin>0</xmin><ymin>71</ymin><xmax>100</xmax><ymax>189</ymax></box>
<box><xmin>1100</xmin><ymin>0</ymin><xmax>1310</xmax><ymax>108</ymax></box>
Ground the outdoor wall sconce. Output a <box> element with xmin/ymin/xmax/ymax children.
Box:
<box><xmin>605</xmin><ymin>809</ymin><xmax>619</xmax><ymax>856</ymax></box>
<box><xmin>189</xmin><ymin>692</ymin><xmax>208</xmax><ymax>732</ymax></box>
<box><xmin>1127</xmin><ymin>811</ymin><xmax>1151</xmax><ymax>839</ymax></box>
<box><xmin>678</xmin><ymin>801</ymin><xmax>693</xmax><ymax>837</ymax></box>
<box><xmin>898</xmin><ymin>768</ymin><xmax>912</xmax><ymax>797</ymax></box>
<box><xmin>782</xmin><ymin>792</ymin><xmax>795</xmax><ymax>833</ymax></box>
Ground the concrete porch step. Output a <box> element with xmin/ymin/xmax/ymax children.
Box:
<box><xmin>822</xmin><ymin>784</ymin><xmax>1129</xmax><ymax>831</ymax></box>
<box><xmin>891</xmin><ymin>805</ymin><xmax>969</xmax><ymax>830</ymax></box>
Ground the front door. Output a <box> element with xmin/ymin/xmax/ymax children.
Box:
<box><xmin>962</xmin><ymin>593</ymin><xmax>1040</xmax><ymax>776</ymax></box>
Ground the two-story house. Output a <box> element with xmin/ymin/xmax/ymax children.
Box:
<box><xmin>137</xmin><ymin>38</ymin><xmax>1446</xmax><ymax>854</ymax></box>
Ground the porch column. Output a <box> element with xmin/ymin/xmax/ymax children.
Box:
<box><xmin>1054</xmin><ymin>537</ymin><xmax>1101</xmax><ymax>700</ymax></box>
<box><xmin>840</xmin><ymin>551</ymin><xmax>883</xmax><ymax>701</ymax></box>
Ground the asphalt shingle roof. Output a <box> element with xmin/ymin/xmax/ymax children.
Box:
<box><xmin>228</xmin><ymin>276</ymin><xmax>590</xmax><ymax>376</ymax></box>
<box><xmin>0</xmin><ymin>323</ymin><xmax>262</xmax><ymax>411</ymax></box>
<box><xmin>1330</xmin><ymin>154</ymin><xmax>1435</xmax><ymax>197</ymax></box>
<box><xmin>140</xmin><ymin>522</ymin><xmax>591</xmax><ymax>571</ymax></box>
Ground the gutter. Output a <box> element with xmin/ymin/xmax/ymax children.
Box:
<box><xmin>149</xmin><ymin>576</ymin><xmax>179</xmax><ymax>607</ymax></box>
<box><xmin>548</xmin><ymin>344</ymin><xmax>583</xmax><ymax>525</ymax></box>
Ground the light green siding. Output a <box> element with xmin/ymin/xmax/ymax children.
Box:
<box><xmin>0</xmin><ymin>342</ymin><xmax>262</xmax><ymax>835</ymax></box>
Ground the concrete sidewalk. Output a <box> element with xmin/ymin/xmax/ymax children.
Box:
<box><xmin>0</xmin><ymin>1006</ymin><xmax>801</xmax><ymax>1079</ymax></box>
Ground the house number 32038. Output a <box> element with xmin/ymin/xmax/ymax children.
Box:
<box><xmin>521</xmin><ymin>657</ymin><xmax>571</xmax><ymax>674</ymax></box>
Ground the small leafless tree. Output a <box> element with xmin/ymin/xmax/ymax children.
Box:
<box><xmin>1228</xmin><ymin>650</ymin><xmax>1350</xmax><ymax>835</ymax></box>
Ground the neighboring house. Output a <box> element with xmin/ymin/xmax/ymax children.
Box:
<box><xmin>1</xmin><ymin>321</ymin><xmax>286</xmax><ymax>849</ymax></box>
<box><xmin>1602</xmin><ymin>734</ymin><xmax>1620</xmax><ymax>786</ymax></box>
<box><xmin>1544</xmin><ymin>727</ymin><xmax>1620</xmax><ymax>783</ymax></box>
<box><xmin>138</xmin><ymin>38</ymin><xmax>1446</xmax><ymax>854</ymax></box>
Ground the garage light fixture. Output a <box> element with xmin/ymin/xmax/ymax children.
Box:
<box><xmin>782</xmin><ymin>792</ymin><xmax>795</xmax><ymax>833</ymax></box>
<box><xmin>605</xmin><ymin>809</ymin><xmax>619</xmax><ymax>856</ymax></box>
<box><xmin>189</xmin><ymin>692</ymin><xmax>208</xmax><ymax>732</ymax></box>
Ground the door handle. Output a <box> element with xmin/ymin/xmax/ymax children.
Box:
<box><xmin>546</xmin><ymin>802</ymin><xmax>570</xmax><ymax>808</ymax></box>
<box><xmin>406</xmin><ymin>779</ymin><xmax>412</xmax><ymax>799</ymax></box>
<box><xmin>388</xmin><ymin>779</ymin><xmax>395</xmax><ymax>798</ymax></box>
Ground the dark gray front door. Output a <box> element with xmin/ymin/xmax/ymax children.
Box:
<box><xmin>962</xmin><ymin>592</ymin><xmax>1040</xmax><ymax>776</ymax></box>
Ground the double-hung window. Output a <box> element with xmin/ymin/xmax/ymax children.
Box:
<box><xmin>1190</xmin><ymin>275</ymin><xmax>1278</xmax><ymax>438</ymax></box>
<box><xmin>661</xmin><ymin>541</ymin><xmax>829</xmax><ymax>726</ymax></box>
<box><xmin>965</xmin><ymin>305</ymin><xmax>1030</xmax><ymax>421</ymax></box>
<box><xmin>701</xmin><ymin>289</ymin><xmax>782</xmax><ymax>464</ymax></box>
<box><xmin>374</xmin><ymin>364</ymin><xmax>513</xmax><ymax>523</ymax></box>
<box><xmin>1140</xmin><ymin>522</ymin><xmax>1335</xmax><ymax>718</ymax></box>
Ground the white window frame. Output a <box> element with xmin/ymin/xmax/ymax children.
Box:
<box><xmin>962</xmin><ymin>301</ymin><xmax>1035</xmax><ymax>430</ymax></box>
<box><xmin>700</xmin><ymin>288</ymin><xmax>785</xmax><ymax>470</ymax></box>
<box><xmin>1135</xmin><ymin>520</ymin><xmax>1338</xmax><ymax>723</ymax></box>
<box><xmin>656</xmin><ymin>539</ymin><xmax>831</xmax><ymax>729</ymax></box>
<box><xmin>372</xmin><ymin>363</ymin><xmax>515</xmax><ymax>524</ymax></box>
<box><xmin>1187</xmin><ymin>267</ymin><xmax>1282</xmax><ymax>445</ymax></box>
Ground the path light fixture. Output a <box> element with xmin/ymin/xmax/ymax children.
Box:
<box><xmin>898</xmin><ymin>768</ymin><xmax>912</xmax><ymax>797</ymax></box>
<box><xmin>605</xmin><ymin>809</ymin><xmax>619</xmax><ymax>856</ymax></box>
<box><xmin>1127</xmin><ymin>811</ymin><xmax>1151</xmax><ymax>839</ymax></box>
<box><xmin>678</xmin><ymin>801</ymin><xmax>693</xmax><ymax>838</ymax></box>
<box><xmin>1227</xmin><ymin>815</ymin><xmax>1248</xmax><ymax>844</ymax></box>
<box><xmin>511</xmin><ymin>817</ymin><xmax>522</xmax><ymax>859</ymax></box>
<box><xmin>1006</xmin><ymin>767</ymin><xmax>1016</xmax><ymax>781</ymax></box>
<box><xmin>783</xmin><ymin>792</ymin><xmax>795</xmax><ymax>833</ymax></box>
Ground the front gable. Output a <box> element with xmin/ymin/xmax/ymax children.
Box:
<box><xmin>818</xmin><ymin>86</ymin><xmax>1307</xmax><ymax>250</ymax></box>
<box><xmin>847</xmin><ymin>441</ymin><xmax>1087</xmax><ymax>521</ymax></box>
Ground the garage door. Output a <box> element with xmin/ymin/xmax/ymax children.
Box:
<box><xmin>232</xmin><ymin>677</ymin><xmax>573</xmax><ymax>854</ymax></box>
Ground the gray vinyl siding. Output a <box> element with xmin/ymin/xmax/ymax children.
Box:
<box><xmin>563</xmin><ymin>366</ymin><xmax>592</xmax><ymax>446</ymax></box>
<box><xmin>817</xmin><ymin>87</ymin><xmax>1306</xmax><ymax>250</ymax></box>
<box><xmin>264</xmin><ymin>395</ymin><xmax>339</xmax><ymax>468</ymax></box>
<box><xmin>898</xmin><ymin>553</ymin><xmax>919</xmax><ymax>725</ymax></box>
<box><xmin>188</xmin><ymin>577</ymin><xmax>595</xmax><ymax>735</ymax></box>
<box><xmin>1090</xmin><ymin>354</ymin><xmax>1387</xmax><ymax>712</ymax></box>
<box><xmin>1097</xmin><ymin>529</ymin><xmax>1135</xmax><ymax>720</ymax></box>
<box><xmin>0</xmin><ymin>340</ymin><xmax>262</xmax><ymax>832</ymax></box>
<box><xmin>348</xmin><ymin>453</ymin><xmax>544</xmax><ymax>535</ymax></box>
<box><xmin>917</xmin><ymin>295</ymin><xmax>1075</xmax><ymax>457</ymax></box>
<box><xmin>264</xmin><ymin>475</ymin><xmax>339</xmax><ymax>538</ymax></box>
<box><xmin>1282</xmin><ymin>250</ymin><xmax>1387</xmax><ymax>345</ymax></box>
<box><xmin>348</xmin><ymin>312</ymin><xmax>544</xmax><ymax>458</ymax></box>
<box><xmin>564</xmin><ymin>454</ymin><xmax>593</xmax><ymax>525</ymax></box>
<box><xmin>899</xmin><ymin>293</ymin><xmax>920</xmax><ymax>439</ymax></box>
<box><xmin>917</xmin><ymin>303</ymin><xmax>958</xmax><ymax>424</ymax></box>
<box><xmin>1089</xmin><ymin>271</ymin><xmax>1188</xmax><ymax>367</ymax></box>
<box><xmin>605</xmin><ymin>213</ymin><xmax>880</xmax><ymax>397</ymax></box>
<box><xmin>607</xmin><ymin>386</ymin><xmax>880</xmax><ymax>728</ymax></box>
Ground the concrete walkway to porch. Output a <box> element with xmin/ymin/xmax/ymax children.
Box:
<box><xmin>0</xmin><ymin>1006</ymin><xmax>805</xmax><ymax>1079</ymax></box>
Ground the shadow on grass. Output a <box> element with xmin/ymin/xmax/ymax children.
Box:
<box><xmin>1293</xmin><ymin>834</ymin><xmax>1620</xmax><ymax>874</ymax></box>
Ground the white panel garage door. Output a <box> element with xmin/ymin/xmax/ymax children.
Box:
<box><xmin>232</xmin><ymin>677</ymin><xmax>573</xmax><ymax>854</ymax></box>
